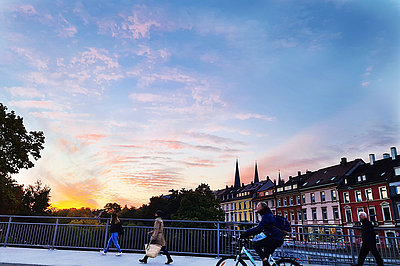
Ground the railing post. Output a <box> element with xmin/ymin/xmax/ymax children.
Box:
<box><xmin>4</xmin><ymin>217</ymin><xmax>12</xmax><ymax>247</ymax></box>
<box><xmin>103</xmin><ymin>219</ymin><xmax>109</xmax><ymax>249</ymax></box>
<box><xmin>51</xmin><ymin>218</ymin><xmax>59</xmax><ymax>250</ymax></box>
<box><xmin>350</xmin><ymin>228</ymin><xmax>356</xmax><ymax>264</ymax></box>
<box><xmin>217</xmin><ymin>221</ymin><xmax>220</xmax><ymax>258</ymax></box>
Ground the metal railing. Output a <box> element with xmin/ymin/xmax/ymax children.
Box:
<box><xmin>0</xmin><ymin>215</ymin><xmax>399</xmax><ymax>265</ymax></box>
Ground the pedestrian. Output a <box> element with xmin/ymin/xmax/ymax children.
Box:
<box><xmin>239</xmin><ymin>202</ymin><xmax>284</xmax><ymax>266</ymax></box>
<box><xmin>100</xmin><ymin>213</ymin><xmax>123</xmax><ymax>256</ymax></box>
<box><xmin>352</xmin><ymin>212</ymin><xmax>384</xmax><ymax>266</ymax></box>
<box><xmin>139</xmin><ymin>210</ymin><xmax>173</xmax><ymax>264</ymax></box>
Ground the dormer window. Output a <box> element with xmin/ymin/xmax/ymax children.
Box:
<box><xmin>303</xmin><ymin>182</ymin><xmax>308</xmax><ymax>186</ymax></box>
<box><xmin>344</xmin><ymin>178</ymin><xmax>348</xmax><ymax>184</ymax></box>
<box><xmin>362</xmin><ymin>175</ymin><xmax>366</xmax><ymax>181</ymax></box>
<box><xmin>316</xmin><ymin>179</ymin><xmax>321</xmax><ymax>184</ymax></box>
<box><xmin>395</xmin><ymin>167</ymin><xmax>400</xmax><ymax>176</ymax></box>
<box><xmin>381</xmin><ymin>172</ymin><xmax>385</xmax><ymax>176</ymax></box>
<box><xmin>330</xmin><ymin>176</ymin><xmax>336</xmax><ymax>181</ymax></box>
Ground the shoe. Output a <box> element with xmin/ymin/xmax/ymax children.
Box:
<box><xmin>165</xmin><ymin>258</ymin><xmax>173</xmax><ymax>264</ymax></box>
<box><xmin>139</xmin><ymin>258</ymin><xmax>148</xmax><ymax>264</ymax></box>
<box><xmin>100</xmin><ymin>250</ymin><xmax>106</xmax><ymax>255</ymax></box>
<box><xmin>262</xmin><ymin>260</ymin><xmax>270</xmax><ymax>266</ymax></box>
<box><xmin>115</xmin><ymin>252</ymin><xmax>122</xmax><ymax>256</ymax></box>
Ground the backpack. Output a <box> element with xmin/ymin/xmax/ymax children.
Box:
<box><xmin>273</xmin><ymin>215</ymin><xmax>291</xmax><ymax>236</ymax></box>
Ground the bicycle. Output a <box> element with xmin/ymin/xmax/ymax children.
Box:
<box><xmin>216</xmin><ymin>238</ymin><xmax>301</xmax><ymax>266</ymax></box>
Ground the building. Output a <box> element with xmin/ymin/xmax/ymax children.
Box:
<box><xmin>252</xmin><ymin>177</ymin><xmax>275</xmax><ymax>222</ymax></box>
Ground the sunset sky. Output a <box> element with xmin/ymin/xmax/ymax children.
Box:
<box><xmin>1</xmin><ymin>0</ymin><xmax>399</xmax><ymax>209</ymax></box>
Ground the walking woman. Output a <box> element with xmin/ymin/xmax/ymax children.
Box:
<box><xmin>139</xmin><ymin>210</ymin><xmax>173</xmax><ymax>264</ymax></box>
<box><xmin>100</xmin><ymin>213</ymin><xmax>123</xmax><ymax>256</ymax></box>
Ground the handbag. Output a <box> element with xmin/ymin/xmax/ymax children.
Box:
<box><xmin>252</xmin><ymin>232</ymin><xmax>267</xmax><ymax>242</ymax></box>
<box><xmin>145</xmin><ymin>243</ymin><xmax>162</xmax><ymax>258</ymax></box>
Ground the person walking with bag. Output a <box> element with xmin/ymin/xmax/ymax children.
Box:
<box><xmin>139</xmin><ymin>210</ymin><xmax>173</xmax><ymax>264</ymax></box>
<box><xmin>239</xmin><ymin>202</ymin><xmax>283</xmax><ymax>266</ymax></box>
<box><xmin>352</xmin><ymin>212</ymin><xmax>384</xmax><ymax>266</ymax></box>
<box><xmin>100</xmin><ymin>213</ymin><xmax>123</xmax><ymax>256</ymax></box>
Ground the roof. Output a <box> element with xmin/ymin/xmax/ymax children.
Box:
<box><xmin>256</xmin><ymin>179</ymin><xmax>274</xmax><ymax>192</ymax></box>
<box><xmin>301</xmin><ymin>158</ymin><xmax>364</xmax><ymax>190</ymax></box>
<box><xmin>339</xmin><ymin>155</ymin><xmax>400</xmax><ymax>188</ymax></box>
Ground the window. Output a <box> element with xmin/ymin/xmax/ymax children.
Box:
<box><xmin>278</xmin><ymin>199</ymin><xmax>281</xmax><ymax>207</ymax></box>
<box><xmin>284</xmin><ymin>211</ymin><xmax>288</xmax><ymax>219</ymax></box>
<box><xmin>291</xmin><ymin>211</ymin><xmax>295</xmax><ymax>221</ymax></box>
<box><xmin>271</xmin><ymin>200</ymin><xmax>275</xmax><ymax>207</ymax></box>
<box><xmin>382</xmin><ymin>204</ymin><xmax>392</xmax><ymax>221</ymax></box>
<box><xmin>298</xmin><ymin>210</ymin><xmax>302</xmax><ymax>221</ymax></box>
<box><xmin>284</xmin><ymin>198</ymin><xmax>287</xmax><ymax>206</ymax></box>
<box><xmin>344</xmin><ymin>178</ymin><xmax>347</xmax><ymax>184</ymax></box>
<box><xmin>238</xmin><ymin>202</ymin><xmax>241</xmax><ymax>210</ymax></box>
<box><xmin>293</xmin><ymin>184</ymin><xmax>297</xmax><ymax>189</ymax></box>
<box><xmin>331</xmin><ymin>176</ymin><xmax>336</xmax><ymax>181</ymax></box>
<box><xmin>357</xmin><ymin>208</ymin><xmax>364</xmax><ymax>221</ymax></box>
<box><xmin>239</xmin><ymin>213</ymin><xmax>242</xmax><ymax>221</ymax></box>
<box><xmin>303</xmin><ymin>209</ymin><xmax>307</xmax><ymax>221</ymax></box>
<box><xmin>322</xmin><ymin>207</ymin><xmax>327</xmax><ymax>220</ymax></box>
<box><xmin>331</xmin><ymin>190</ymin><xmax>337</xmax><ymax>201</ymax></box>
<box><xmin>278</xmin><ymin>211</ymin><xmax>282</xmax><ymax>216</ymax></box>
<box><xmin>397</xmin><ymin>186</ymin><xmax>400</xmax><ymax>195</ymax></box>
<box><xmin>297</xmin><ymin>196</ymin><xmax>300</xmax><ymax>205</ymax></box>
<box><xmin>362</xmin><ymin>175</ymin><xmax>366</xmax><ymax>181</ymax></box>
<box><xmin>355</xmin><ymin>190</ymin><xmax>362</xmax><ymax>202</ymax></box>
<box><xmin>333</xmin><ymin>207</ymin><xmax>339</xmax><ymax>220</ymax></box>
<box><xmin>321</xmin><ymin>191</ymin><xmax>325</xmax><ymax>202</ymax></box>
<box><xmin>365</xmin><ymin>189</ymin><xmax>373</xmax><ymax>201</ymax></box>
<box><xmin>358</xmin><ymin>176</ymin><xmax>361</xmax><ymax>182</ymax></box>
<box><xmin>368</xmin><ymin>207</ymin><xmax>376</xmax><ymax>222</ymax></box>
<box><xmin>311</xmin><ymin>193</ymin><xmax>315</xmax><ymax>203</ymax></box>
<box><xmin>345</xmin><ymin>208</ymin><xmax>352</xmax><ymax>223</ymax></box>
<box><xmin>302</xmin><ymin>195</ymin><xmax>306</xmax><ymax>204</ymax></box>
<box><xmin>316</xmin><ymin>179</ymin><xmax>321</xmax><ymax>184</ymax></box>
<box><xmin>290</xmin><ymin>197</ymin><xmax>294</xmax><ymax>206</ymax></box>
<box><xmin>244</xmin><ymin>212</ymin><xmax>247</xmax><ymax>221</ymax></box>
<box><xmin>379</xmin><ymin>186</ymin><xmax>388</xmax><ymax>199</ymax></box>
<box><xmin>395</xmin><ymin>167</ymin><xmax>400</xmax><ymax>176</ymax></box>
<box><xmin>344</xmin><ymin>192</ymin><xmax>350</xmax><ymax>203</ymax></box>
<box><xmin>312</xmin><ymin>208</ymin><xmax>317</xmax><ymax>220</ymax></box>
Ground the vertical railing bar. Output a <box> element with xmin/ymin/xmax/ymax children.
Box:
<box><xmin>103</xmin><ymin>219</ymin><xmax>109</xmax><ymax>250</ymax></box>
<box><xmin>51</xmin><ymin>218</ymin><xmax>59</xmax><ymax>250</ymax></box>
<box><xmin>4</xmin><ymin>217</ymin><xmax>12</xmax><ymax>247</ymax></box>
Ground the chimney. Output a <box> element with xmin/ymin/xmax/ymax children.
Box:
<box><xmin>266</xmin><ymin>176</ymin><xmax>270</xmax><ymax>181</ymax></box>
<box><xmin>391</xmin><ymin>147</ymin><xmax>397</xmax><ymax>160</ymax></box>
<box><xmin>340</xmin><ymin>157</ymin><xmax>347</xmax><ymax>165</ymax></box>
<box><xmin>369</xmin><ymin>154</ymin><xmax>375</xmax><ymax>165</ymax></box>
<box><xmin>298</xmin><ymin>171</ymin><xmax>301</xmax><ymax>176</ymax></box>
<box><xmin>383</xmin><ymin>153</ymin><xmax>390</xmax><ymax>159</ymax></box>
<box><xmin>242</xmin><ymin>183</ymin><xmax>244</xmax><ymax>187</ymax></box>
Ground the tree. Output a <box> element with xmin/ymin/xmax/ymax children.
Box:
<box><xmin>22</xmin><ymin>180</ymin><xmax>51</xmax><ymax>215</ymax></box>
<box><xmin>0</xmin><ymin>175</ymin><xmax>24</xmax><ymax>214</ymax></box>
<box><xmin>175</xmin><ymin>184</ymin><xmax>224</xmax><ymax>221</ymax></box>
<box><xmin>0</xmin><ymin>103</ymin><xmax>45</xmax><ymax>176</ymax></box>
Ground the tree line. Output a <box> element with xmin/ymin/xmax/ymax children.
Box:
<box><xmin>0</xmin><ymin>103</ymin><xmax>223</xmax><ymax>221</ymax></box>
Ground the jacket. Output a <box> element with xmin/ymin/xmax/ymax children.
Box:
<box><xmin>110</xmin><ymin>221</ymin><xmax>123</xmax><ymax>234</ymax></box>
<box><xmin>359</xmin><ymin>219</ymin><xmax>377</xmax><ymax>246</ymax></box>
<box><xmin>241</xmin><ymin>212</ymin><xmax>283</xmax><ymax>242</ymax></box>
<box><xmin>150</xmin><ymin>217</ymin><xmax>166</xmax><ymax>246</ymax></box>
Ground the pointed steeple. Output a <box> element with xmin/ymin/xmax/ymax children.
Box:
<box><xmin>234</xmin><ymin>159</ymin><xmax>241</xmax><ymax>188</ymax></box>
<box><xmin>278</xmin><ymin>170</ymin><xmax>282</xmax><ymax>185</ymax></box>
<box><xmin>254</xmin><ymin>161</ymin><xmax>259</xmax><ymax>183</ymax></box>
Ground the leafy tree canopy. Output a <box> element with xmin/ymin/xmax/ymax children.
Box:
<box><xmin>0</xmin><ymin>103</ymin><xmax>45</xmax><ymax>176</ymax></box>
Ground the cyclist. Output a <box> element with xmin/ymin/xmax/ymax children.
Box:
<box><xmin>240</xmin><ymin>202</ymin><xmax>283</xmax><ymax>266</ymax></box>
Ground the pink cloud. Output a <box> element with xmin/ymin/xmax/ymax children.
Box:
<box><xmin>17</xmin><ymin>5</ymin><xmax>38</xmax><ymax>15</ymax></box>
<box><xmin>8</xmin><ymin>100</ymin><xmax>56</xmax><ymax>110</ymax></box>
<box><xmin>362</xmin><ymin>81</ymin><xmax>371</xmax><ymax>87</ymax></box>
<box><xmin>4</xmin><ymin>86</ymin><xmax>43</xmax><ymax>98</ymax></box>
<box><xmin>76</xmin><ymin>134</ymin><xmax>107</xmax><ymax>141</ymax></box>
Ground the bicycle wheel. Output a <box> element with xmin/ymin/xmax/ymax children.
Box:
<box><xmin>275</xmin><ymin>258</ymin><xmax>301</xmax><ymax>266</ymax></box>
<box><xmin>216</xmin><ymin>256</ymin><xmax>247</xmax><ymax>266</ymax></box>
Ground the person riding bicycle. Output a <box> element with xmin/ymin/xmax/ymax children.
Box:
<box><xmin>240</xmin><ymin>202</ymin><xmax>284</xmax><ymax>266</ymax></box>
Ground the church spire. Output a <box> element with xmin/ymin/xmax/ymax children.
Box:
<box><xmin>254</xmin><ymin>161</ymin><xmax>259</xmax><ymax>183</ymax></box>
<box><xmin>234</xmin><ymin>159</ymin><xmax>241</xmax><ymax>188</ymax></box>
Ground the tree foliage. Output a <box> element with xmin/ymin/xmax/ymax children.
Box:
<box><xmin>22</xmin><ymin>180</ymin><xmax>51</xmax><ymax>215</ymax></box>
<box><xmin>0</xmin><ymin>103</ymin><xmax>45</xmax><ymax>176</ymax></box>
<box><xmin>0</xmin><ymin>175</ymin><xmax>24</xmax><ymax>214</ymax></box>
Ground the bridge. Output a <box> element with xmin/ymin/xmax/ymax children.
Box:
<box><xmin>1</xmin><ymin>215</ymin><xmax>399</xmax><ymax>265</ymax></box>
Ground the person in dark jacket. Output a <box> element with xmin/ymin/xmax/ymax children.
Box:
<box><xmin>100</xmin><ymin>213</ymin><xmax>123</xmax><ymax>256</ymax></box>
<box><xmin>240</xmin><ymin>202</ymin><xmax>283</xmax><ymax>266</ymax></box>
<box><xmin>353</xmin><ymin>212</ymin><xmax>384</xmax><ymax>266</ymax></box>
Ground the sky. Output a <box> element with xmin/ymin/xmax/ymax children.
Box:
<box><xmin>1</xmin><ymin>0</ymin><xmax>399</xmax><ymax>210</ymax></box>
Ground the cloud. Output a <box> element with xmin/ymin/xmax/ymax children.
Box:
<box><xmin>8</xmin><ymin>100</ymin><xmax>57</xmax><ymax>110</ymax></box>
<box><xmin>57</xmin><ymin>15</ymin><xmax>78</xmax><ymax>38</ymax></box>
<box><xmin>129</xmin><ymin>93</ymin><xmax>168</xmax><ymax>103</ymax></box>
<box><xmin>12</xmin><ymin>47</ymin><xmax>49</xmax><ymax>70</ymax></box>
<box><xmin>362</xmin><ymin>81</ymin><xmax>371</xmax><ymax>87</ymax></box>
<box><xmin>4</xmin><ymin>86</ymin><xmax>44</xmax><ymax>98</ymax></box>
<box><xmin>235</xmin><ymin>113</ymin><xmax>276</xmax><ymax>121</ymax></box>
<box><xmin>76</xmin><ymin>134</ymin><xmax>107</xmax><ymax>141</ymax></box>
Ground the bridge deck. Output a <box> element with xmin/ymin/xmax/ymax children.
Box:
<box><xmin>0</xmin><ymin>247</ymin><xmax>220</xmax><ymax>266</ymax></box>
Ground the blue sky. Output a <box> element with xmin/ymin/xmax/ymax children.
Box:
<box><xmin>1</xmin><ymin>0</ymin><xmax>399</xmax><ymax>209</ymax></box>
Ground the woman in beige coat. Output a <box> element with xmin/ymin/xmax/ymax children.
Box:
<box><xmin>139</xmin><ymin>210</ymin><xmax>173</xmax><ymax>264</ymax></box>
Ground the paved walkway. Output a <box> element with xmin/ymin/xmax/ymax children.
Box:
<box><xmin>0</xmin><ymin>247</ymin><xmax>218</xmax><ymax>266</ymax></box>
